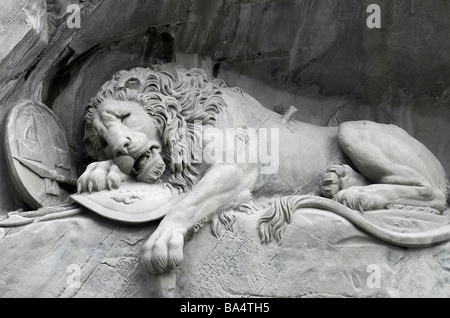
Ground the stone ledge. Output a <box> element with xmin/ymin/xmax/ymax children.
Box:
<box><xmin>0</xmin><ymin>207</ymin><xmax>448</xmax><ymax>297</ymax></box>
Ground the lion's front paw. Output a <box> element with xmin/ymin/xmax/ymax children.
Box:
<box><xmin>334</xmin><ymin>187</ymin><xmax>389</xmax><ymax>212</ymax></box>
<box><xmin>140</xmin><ymin>227</ymin><xmax>185</xmax><ymax>275</ymax></box>
<box><xmin>77</xmin><ymin>160</ymin><xmax>129</xmax><ymax>193</ymax></box>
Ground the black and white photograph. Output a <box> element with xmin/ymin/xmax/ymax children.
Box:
<box><xmin>0</xmin><ymin>0</ymin><xmax>449</xmax><ymax>301</ymax></box>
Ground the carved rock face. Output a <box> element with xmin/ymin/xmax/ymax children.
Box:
<box><xmin>1</xmin><ymin>0</ymin><xmax>450</xmax><ymax>298</ymax></box>
<box><xmin>0</xmin><ymin>206</ymin><xmax>450</xmax><ymax>297</ymax></box>
<box><xmin>0</xmin><ymin>0</ymin><xmax>48</xmax><ymax>83</ymax></box>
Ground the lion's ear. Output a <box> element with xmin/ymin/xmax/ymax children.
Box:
<box><xmin>115</xmin><ymin>76</ymin><xmax>145</xmax><ymax>92</ymax></box>
<box><xmin>124</xmin><ymin>77</ymin><xmax>142</xmax><ymax>90</ymax></box>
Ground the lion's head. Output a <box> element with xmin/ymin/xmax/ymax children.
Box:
<box><xmin>83</xmin><ymin>65</ymin><xmax>228</xmax><ymax>192</ymax></box>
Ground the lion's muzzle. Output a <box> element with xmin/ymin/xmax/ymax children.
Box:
<box><xmin>134</xmin><ymin>148</ymin><xmax>166</xmax><ymax>183</ymax></box>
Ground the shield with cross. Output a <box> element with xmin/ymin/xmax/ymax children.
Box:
<box><xmin>2</xmin><ymin>99</ymin><xmax>78</xmax><ymax>209</ymax></box>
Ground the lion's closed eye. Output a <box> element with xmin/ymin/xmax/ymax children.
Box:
<box><xmin>120</xmin><ymin>114</ymin><xmax>130</xmax><ymax>123</ymax></box>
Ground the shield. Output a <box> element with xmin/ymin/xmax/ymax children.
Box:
<box><xmin>2</xmin><ymin>100</ymin><xmax>77</xmax><ymax>209</ymax></box>
<box><xmin>71</xmin><ymin>180</ymin><xmax>185</xmax><ymax>223</ymax></box>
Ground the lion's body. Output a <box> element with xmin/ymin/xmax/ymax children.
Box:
<box><xmin>79</xmin><ymin>66</ymin><xmax>449</xmax><ymax>274</ymax></box>
<box><xmin>216</xmin><ymin>88</ymin><xmax>448</xmax><ymax>210</ymax></box>
<box><xmin>219</xmin><ymin>89</ymin><xmax>345</xmax><ymax>197</ymax></box>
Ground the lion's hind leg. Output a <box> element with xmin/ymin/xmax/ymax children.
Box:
<box><xmin>333</xmin><ymin>184</ymin><xmax>446</xmax><ymax>212</ymax></box>
<box><xmin>333</xmin><ymin>121</ymin><xmax>448</xmax><ymax>213</ymax></box>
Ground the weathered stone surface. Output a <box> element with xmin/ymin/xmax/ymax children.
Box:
<box><xmin>0</xmin><ymin>207</ymin><xmax>449</xmax><ymax>297</ymax></box>
<box><xmin>0</xmin><ymin>0</ymin><xmax>48</xmax><ymax>83</ymax></box>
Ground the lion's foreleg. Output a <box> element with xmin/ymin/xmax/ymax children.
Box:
<box><xmin>141</xmin><ymin>164</ymin><xmax>248</xmax><ymax>274</ymax></box>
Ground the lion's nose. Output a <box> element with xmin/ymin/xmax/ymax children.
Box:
<box><xmin>113</xmin><ymin>137</ymin><xmax>131</xmax><ymax>157</ymax></box>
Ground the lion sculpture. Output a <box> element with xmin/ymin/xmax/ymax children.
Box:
<box><xmin>78</xmin><ymin>65</ymin><xmax>450</xmax><ymax>274</ymax></box>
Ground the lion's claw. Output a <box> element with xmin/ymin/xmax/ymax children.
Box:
<box><xmin>88</xmin><ymin>181</ymin><xmax>94</xmax><ymax>193</ymax></box>
<box><xmin>77</xmin><ymin>160</ymin><xmax>130</xmax><ymax>194</ymax></box>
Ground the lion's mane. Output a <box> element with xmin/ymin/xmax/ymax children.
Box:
<box><xmin>84</xmin><ymin>65</ymin><xmax>229</xmax><ymax>192</ymax></box>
